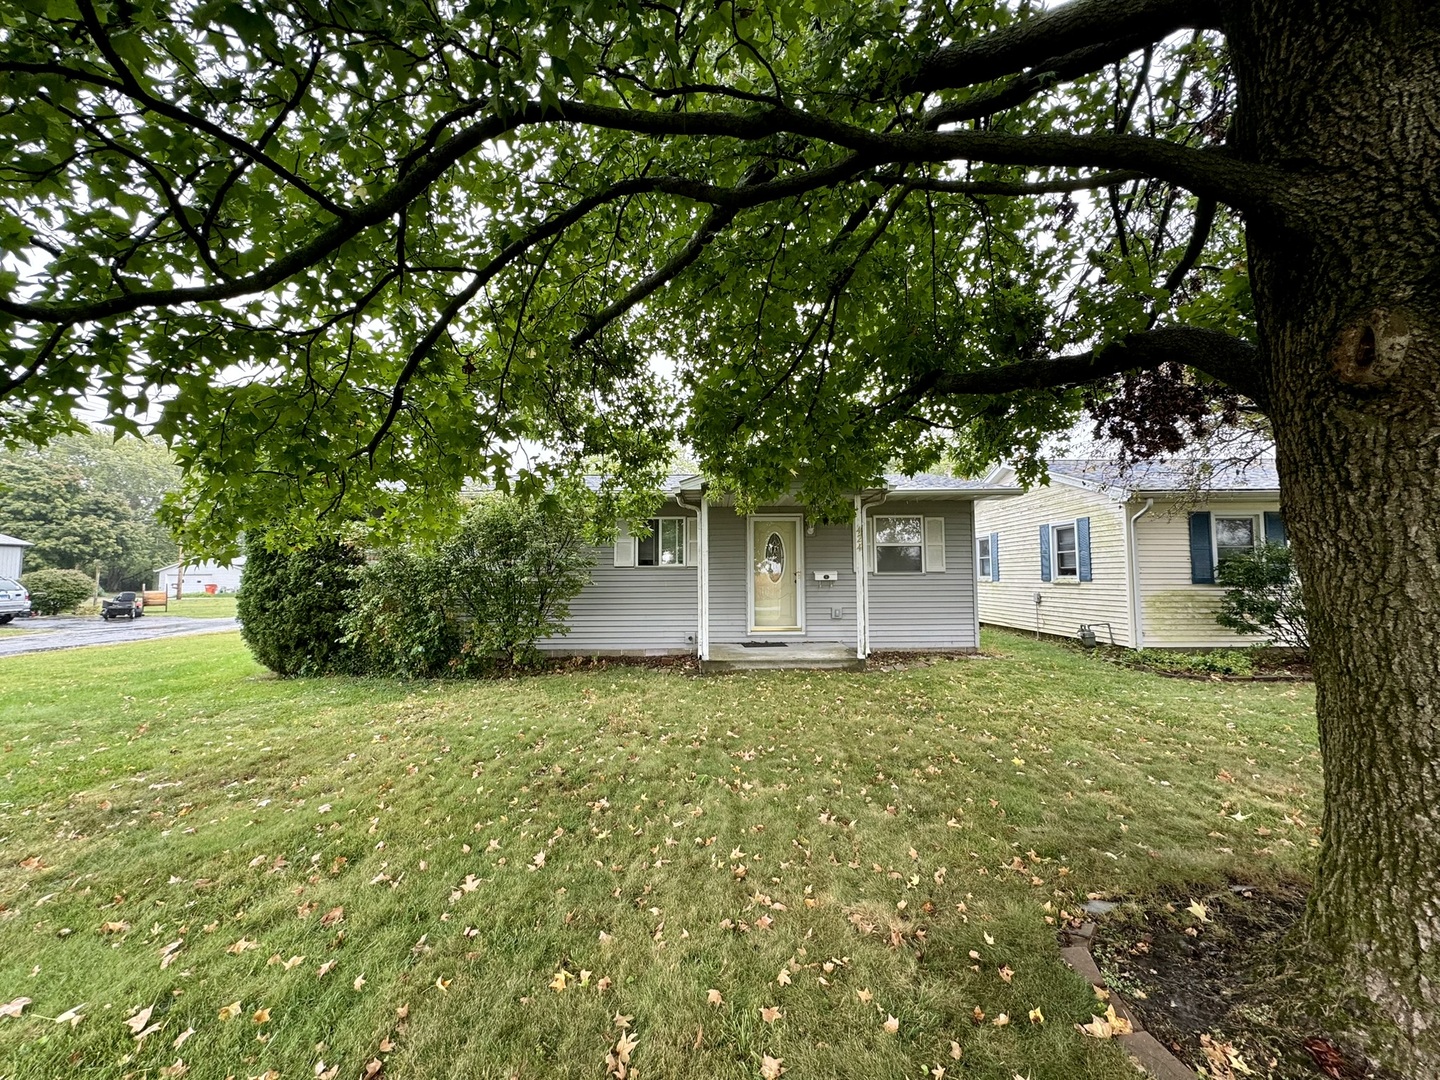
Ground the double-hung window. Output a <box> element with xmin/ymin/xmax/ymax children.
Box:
<box><xmin>976</xmin><ymin>535</ymin><xmax>993</xmax><ymax>581</ymax></box>
<box><xmin>1052</xmin><ymin>522</ymin><xmax>1079</xmax><ymax>579</ymax></box>
<box><xmin>1214</xmin><ymin>516</ymin><xmax>1257</xmax><ymax>566</ymax></box>
<box><xmin>637</xmin><ymin>517</ymin><xmax>686</xmax><ymax>566</ymax></box>
<box><xmin>874</xmin><ymin>516</ymin><xmax>924</xmax><ymax>573</ymax></box>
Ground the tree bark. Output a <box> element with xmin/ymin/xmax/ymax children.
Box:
<box><xmin>1227</xmin><ymin>0</ymin><xmax>1440</xmax><ymax>1068</ymax></box>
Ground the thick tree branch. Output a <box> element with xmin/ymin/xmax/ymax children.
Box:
<box><xmin>889</xmin><ymin>170</ymin><xmax>1143</xmax><ymax>196</ymax></box>
<box><xmin>0</xmin><ymin>98</ymin><xmax>1298</xmax><ymax>330</ymax></box>
<box><xmin>900</xmin><ymin>0</ymin><xmax>1215</xmax><ymax>95</ymax></box>
<box><xmin>894</xmin><ymin>326</ymin><xmax>1265</xmax><ymax>411</ymax></box>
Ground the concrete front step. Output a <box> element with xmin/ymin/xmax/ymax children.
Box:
<box><xmin>700</xmin><ymin>641</ymin><xmax>864</xmax><ymax>673</ymax></box>
<box><xmin>700</xmin><ymin>656</ymin><xmax>866</xmax><ymax>673</ymax></box>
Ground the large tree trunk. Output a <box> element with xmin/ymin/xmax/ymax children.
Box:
<box><xmin>1227</xmin><ymin>0</ymin><xmax>1440</xmax><ymax>1068</ymax></box>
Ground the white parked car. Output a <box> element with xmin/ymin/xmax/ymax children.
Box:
<box><xmin>0</xmin><ymin>577</ymin><xmax>30</xmax><ymax>624</ymax></box>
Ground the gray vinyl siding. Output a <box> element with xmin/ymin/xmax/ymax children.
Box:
<box><xmin>706</xmin><ymin>507</ymin><xmax>858</xmax><ymax>646</ymax></box>
<box><xmin>540</xmin><ymin>513</ymin><xmax>698</xmax><ymax>655</ymax></box>
<box><xmin>867</xmin><ymin>500</ymin><xmax>978</xmax><ymax>651</ymax></box>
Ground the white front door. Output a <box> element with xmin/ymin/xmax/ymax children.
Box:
<box><xmin>750</xmin><ymin>517</ymin><xmax>803</xmax><ymax>632</ymax></box>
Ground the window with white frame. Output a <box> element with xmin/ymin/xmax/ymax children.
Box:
<box><xmin>874</xmin><ymin>516</ymin><xmax>924</xmax><ymax>573</ymax></box>
<box><xmin>976</xmin><ymin>535</ymin><xmax>993</xmax><ymax>581</ymax></box>
<box><xmin>1214</xmin><ymin>516</ymin><xmax>1257</xmax><ymax>565</ymax></box>
<box><xmin>1052</xmin><ymin>522</ymin><xmax>1078</xmax><ymax>579</ymax></box>
<box><xmin>637</xmin><ymin>517</ymin><xmax>686</xmax><ymax>566</ymax></box>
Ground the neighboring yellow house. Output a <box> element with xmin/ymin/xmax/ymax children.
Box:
<box><xmin>974</xmin><ymin>459</ymin><xmax>1286</xmax><ymax>649</ymax></box>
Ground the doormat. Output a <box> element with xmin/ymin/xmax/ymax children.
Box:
<box><xmin>741</xmin><ymin>641</ymin><xmax>789</xmax><ymax>648</ymax></box>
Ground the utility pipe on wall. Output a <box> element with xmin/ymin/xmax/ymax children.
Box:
<box><xmin>1126</xmin><ymin>498</ymin><xmax>1154</xmax><ymax>650</ymax></box>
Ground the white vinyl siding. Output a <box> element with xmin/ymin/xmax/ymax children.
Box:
<box><xmin>974</xmin><ymin>483</ymin><xmax>1132</xmax><ymax>646</ymax></box>
<box><xmin>866</xmin><ymin>500</ymin><xmax>976</xmax><ymax>651</ymax></box>
<box><xmin>1136</xmin><ymin>499</ymin><xmax>1285</xmax><ymax>648</ymax></box>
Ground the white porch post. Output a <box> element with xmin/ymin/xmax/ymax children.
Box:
<box><xmin>853</xmin><ymin>496</ymin><xmax>867</xmax><ymax>659</ymax></box>
<box><xmin>698</xmin><ymin>497</ymin><xmax>710</xmax><ymax>660</ymax></box>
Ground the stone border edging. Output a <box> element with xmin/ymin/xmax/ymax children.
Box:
<box><xmin>1059</xmin><ymin>921</ymin><xmax>1199</xmax><ymax>1080</ymax></box>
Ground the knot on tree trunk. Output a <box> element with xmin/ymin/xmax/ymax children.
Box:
<box><xmin>1329</xmin><ymin>308</ymin><xmax>1414</xmax><ymax>387</ymax></box>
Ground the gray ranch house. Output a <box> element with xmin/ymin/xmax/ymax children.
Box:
<box><xmin>540</xmin><ymin>474</ymin><xmax>1018</xmax><ymax>670</ymax></box>
<box><xmin>974</xmin><ymin>459</ymin><xmax>1287</xmax><ymax>650</ymax></box>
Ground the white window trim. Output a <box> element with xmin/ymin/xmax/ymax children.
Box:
<box><xmin>1050</xmin><ymin>520</ymin><xmax>1080</xmax><ymax>582</ymax></box>
<box><xmin>976</xmin><ymin>536</ymin><xmax>993</xmax><ymax>582</ymax></box>
<box><xmin>1212</xmin><ymin>513</ymin><xmax>1261</xmax><ymax>568</ymax></box>
<box><xmin>636</xmin><ymin>516</ymin><xmax>690</xmax><ymax>567</ymax></box>
<box><xmin>746</xmin><ymin>514</ymin><xmax>806</xmax><ymax>635</ymax></box>
<box><xmin>873</xmin><ymin>515</ymin><xmax>925</xmax><ymax>575</ymax></box>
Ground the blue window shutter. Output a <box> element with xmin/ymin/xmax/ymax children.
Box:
<box><xmin>1077</xmin><ymin>517</ymin><xmax>1092</xmax><ymax>582</ymax></box>
<box><xmin>1189</xmin><ymin>512</ymin><xmax>1214</xmax><ymax>584</ymax></box>
<box><xmin>990</xmin><ymin>531</ymin><xmax>1000</xmax><ymax>581</ymax></box>
<box><xmin>1038</xmin><ymin>524</ymin><xmax>1052</xmax><ymax>582</ymax></box>
<box><xmin>1263</xmin><ymin>511</ymin><xmax>1288</xmax><ymax>546</ymax></box>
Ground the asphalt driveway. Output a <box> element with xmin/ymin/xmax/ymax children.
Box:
<box><xmin>0</xmin><ymin>615</ymin><xmax>240</xmax><ymax>657</ymax></box>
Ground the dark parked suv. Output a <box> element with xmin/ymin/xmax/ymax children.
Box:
<box><xmin>0</xmin><ymin>578</ymin><xmax>29</xmax><ymax>624</ymax></box>
<box><xmin>101</xmin><ymin>591</ymin><xmax>145</xmax><ymax>620</ymax></box>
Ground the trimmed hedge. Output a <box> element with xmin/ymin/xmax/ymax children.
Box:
<box><xmin>237</xmin><ymin>539</ymin><xmax>363</xmax><ymax>677</ymax></box>
<box><xmin>21</xmin><ymin>568</ymin><xmax>94</xmax><ymax>615</ymax></box>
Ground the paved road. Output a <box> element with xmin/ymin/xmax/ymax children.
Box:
<box><xmin>0</xmin><ymin>615</ymin><xmax>240</xmax><ymax>657</ymax></box>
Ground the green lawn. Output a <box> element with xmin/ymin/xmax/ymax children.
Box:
<box><xmin>148</xmin><ymin>594</ymin><xmax>237</xmax><ymax>619</ymax></box>
<box><xmin>0</xmin><ymin>631</ymin><xmax>1318</xmax><ymax>1079</ymax></box>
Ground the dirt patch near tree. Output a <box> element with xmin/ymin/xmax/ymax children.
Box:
<box><xmin>1089</xmin><ymin>883</ymin><xmax>1398</xmax><ymax>1080</ymax></box>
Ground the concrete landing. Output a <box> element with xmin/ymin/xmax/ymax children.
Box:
<box><xmin>701</xmin><ymin>641</ymin><xmax>864</xmax><ymax>673</ymax></box>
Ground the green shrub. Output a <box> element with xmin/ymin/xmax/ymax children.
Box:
<box><xmin>20</xmin><ymin>568</ymin><xmax>95</xmax><ymax>615</ymax></box>
<box><xmin>1131</xmin><ymin>648</ymin><xmax>1256</xmax><ymax>677</ymax></box>
<box><xmin>345</xmin><ymin>491</ymin><xmax>594</xmax><ymax>676</ymax></box>
<box><xmin>237</xmin><ymin>539</ymin><xmax>362</xmax><ymax>677</ymax></box>
<box><xmin>1215</xmin><ymin>542</ymin><xmax>1308</xmax><ymax>650</ymax></box>
<box><xmin>344</xmin><ymin>548</ymin><xmax>460</xmax><ymax>678</ymax></box>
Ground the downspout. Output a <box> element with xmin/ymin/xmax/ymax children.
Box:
<box><xmin>1126</xmin><ymin>498</ymin><xmax>1154</xmax><ymax>650</ymax></box>
<box><xmin>855</xmin><ymin>491</ymin><xmax>888</xmax><ymax>659</ymax></box>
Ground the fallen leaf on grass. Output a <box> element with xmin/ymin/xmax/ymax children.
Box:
<box><xmin>100</xmin><ymin>921</ymin><xmax>130</xmax><ymax>935</ymax></box>
<box><xmin>760</xmin><ymin>1055</ymin><xmax>785</xmax><ymax>1079</ymax></box>
<box><xmin>316</xmin><ymin>960</ymin><xmax>337</xmax><ymax>979</ymax></box>
<box><xmin>173</xmin><ymin>1026</ymin><xmax>195</xmax><ymax>1048</ymax></box>
<box><xmin>760</xmin><ymin>1006</ymin><xmax>782</xmax><ymax>1024</ymax></box>
<box><xmin>354</xmin><ymin>975</ymin><xmax>367</xmax><ymax>991</ymax></box>
<box><xmin>949</xmin><ymin>1041</ymin><xmax>963</xmax><ymax>1059</ymax></box>
<box><xmin>226</xmin><ymin>938</ymin><xmax>259</xmax><ymax>955</ymax></box>
<box><xmin>363</xmin><ymin>1059</ymin><xmax>383</xmax><ymax>1078</ymax></box>
<box><xmin>882</xmin><ymin>1014</ymin><xmax>899</xmax><ymax>1034</ymax></box>
<box><xmin>1</xmin><ymin>996</ymin><xmax>31</xmax><ymax>1019</ymax></box>
<box><xmin>54</xmin><ymin>1004</ymin><xmax>85</xmax><ymax>1027</ymax></box>
<box><xmin>549</xmin><ymin>970</ymin><xmax>572</xmax><ymax>993</ymax></box>
<box><xmin>253</xmin><ymin>1007</ymin><xmax>271</xmax><ymax>1024</ymax></box>
<box><xmin>776</xmin><ymin>968</ymin><xmax>791</xmax><ymax>987</ymax></box>
<box><xmin>998</xmin><ymin>965</ymin><xmax>1014</xmax><ymax>983</ymax></box>
<box><xmin>158</xmin><ymin>1060</ymin><xmax>189</xmax><ymax>1078</ymax></box>
<box><xmin>706</xmin><ymin>989</ymin><xmax>723</xmax><ymax>1007</ymax></box>
<box><xmin>218</xmin><ymin>1001</ymin><xmax>242</xmax><ymax>1021</ymax></box>
<box><xmin>123</xmin><ymin>1005</ymin><xmax>155</xmax><ymax>1035</ymax></box>
<box><xmin>1028</xmin><ymin>1008</ymin><xmax>1045</xmax><ymax>1025</ymax></box>
<box><xmin>1187</xmin><ymin>899</ymin><xmax>1211</xmax><ymax>923</ymax></box>
<box><xmin>856</xmin><ymin>988</ymin><xmax>873</xmax><ymax>1003</ymax></box>
<box><xmin>159</xmin><ymin>940</ymin><xmax>184</xmax><ymax>969</ymax></box>
<box><xmin>1075</xmin><ymin>1005</ymin><xmax>1133</xmax><ymax>1039</ymax></box>
<box><xmin>991</xmin><ymin>1013</ymin><xmax>1010</xmax><ymax>1027</ymax></box>
<box><xmin>320</xmin><ymin>906</ymin><xmax>344</xmax><ymax>928</ymax></box>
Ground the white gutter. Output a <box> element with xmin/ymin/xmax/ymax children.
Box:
<box><xmin>1126</xmin><ymin>498</ymin><xmax>1154</xmax><ymax>650</ymax></box>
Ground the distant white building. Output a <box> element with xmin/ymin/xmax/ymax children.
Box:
<box><xmin>0</xmin><ymin>533</ymin><xmax>33</xmax><ymax>580</ymax></box>
<box><xmin>155</xmin><ymin>557</ymin><xmax>245</xmax><ymax>596</ymax></box>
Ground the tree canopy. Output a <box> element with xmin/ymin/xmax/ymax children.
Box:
<box><xmin>1</xmin><ymin>0</ymin><xmax>1263</xmax><ymax>544</ymax></box>
<box><xmin>4</xmin><ymin>0</ymin><xmax>1440</xmax><ymax>1069</ymax></box>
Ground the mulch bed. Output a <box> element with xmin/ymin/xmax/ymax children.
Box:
<box><xmin>1087</xmin><ymin>884</ymin><xmax>1398</xmax><ymax>1080</ymax></box>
